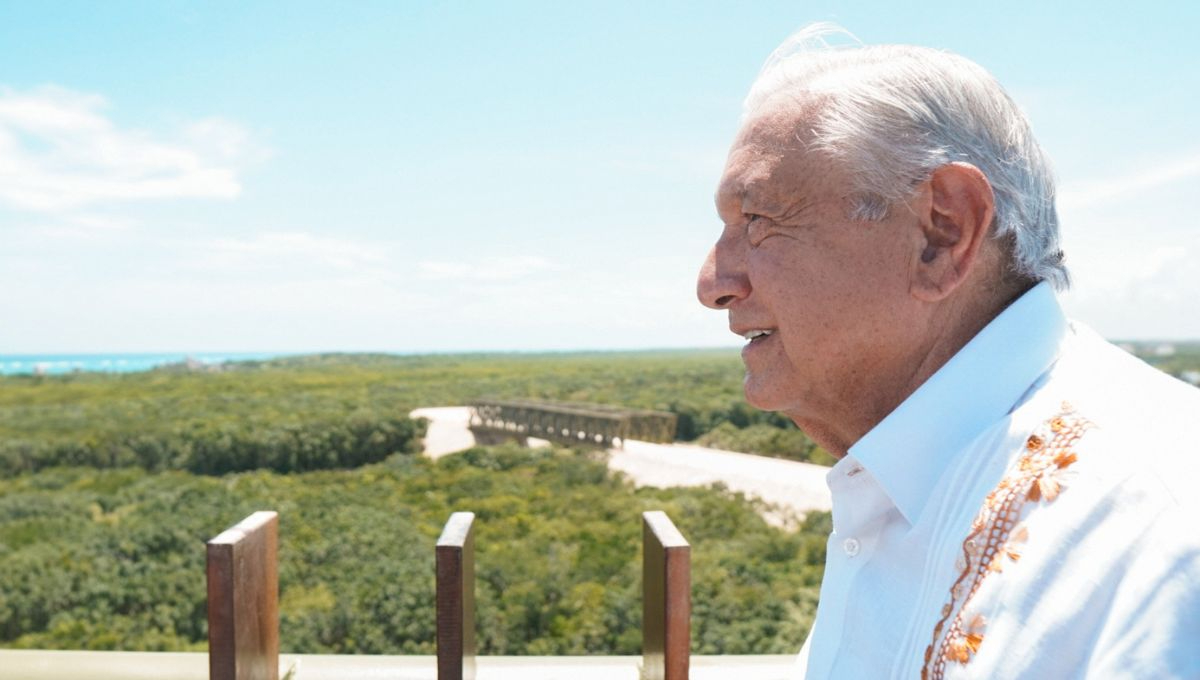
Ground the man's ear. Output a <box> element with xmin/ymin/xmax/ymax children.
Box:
<box><xmin>910</xmin><ymin>162</ymin><xmax>996</xmax><ymax>302</ymax></box>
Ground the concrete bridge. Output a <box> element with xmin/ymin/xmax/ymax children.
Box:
<box><xmin>468</xmin><ymin>399</ymin><xmax>676</xmax><ymax>448</ymax></box>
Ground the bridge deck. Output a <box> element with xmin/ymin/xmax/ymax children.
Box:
<box><xmin>469</xmin><ymin>399</ymin><xmax>677</xmax><ymax>447</ymax></box>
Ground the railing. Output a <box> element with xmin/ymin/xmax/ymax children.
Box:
<box><xmin>468</xmin><ymin>399</ymin><xmax>677</xmax><ymax>447</ymax></box>
<box><xmin>436</xmin><ymin>512</ymin><xmax>476</xmax><ymax>680</ymax></box>
<box><xmin>641</xmin><ymin>511</ymin><xmax>690</xmax><ymax>680</ymax></box>
<box><xmin>6</xmin><ymin>509</ymin><xmax>799</xmax><ymax>680</ymax></box>
<box><xmin>212</xmin><ymin>509</ymin><xmax>693</xmax><ymax>679</ymax></box>
<box><xmin>207</xmin><ymin>511</ymin><xmax>279</xmax><ymax>680</ymax></box>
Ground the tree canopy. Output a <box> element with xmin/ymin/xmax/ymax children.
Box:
<box><xmin>0</xmin><ymin>351</ymin><xmax>833</xmax><ymax>654</ymax></box>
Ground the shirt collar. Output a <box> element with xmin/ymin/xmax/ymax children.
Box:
<box><xmin>846</xmin><ymin>282</ymin><xmax>1068</xmax><ymax>526</ymax></box>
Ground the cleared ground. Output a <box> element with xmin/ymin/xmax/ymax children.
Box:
<box><xmin>409</xmin><ymin>407</ymin><xmax>478</xmax><ymax>458</ymax></box>
<box><xmin>409</xmin><ymin>407</ymin><xmax>832</xmax><ymax>523</ymax></box>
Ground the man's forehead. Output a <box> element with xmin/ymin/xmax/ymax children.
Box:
<box><xmin>740</xmin><ymin>103</ymin><xmax>810</xmax><ymax>142</ymax></box>
<box><xmin>718</xmin><ymin>106</ymin><xmax>823</xmax><ymax>208</ymax></box>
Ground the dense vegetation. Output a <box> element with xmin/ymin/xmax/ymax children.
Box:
<box><xmin>0</xmin><ymin>447</ymin><xmax>826</xmax><ymax>654</ymax></box>
<box><xmin>1126</xmin><ymin>341</ymin><xmax>1200</xmax><ymax>384</ymax></box>
<box><xmin>0</xmin><ymin>414</ymin><xmax>424</xmax><ymax>477</ymax></box>
<box><xmin>2</xmin><ymin>346</ymin><xmax>1194</xmax><ymax>654</ymax></box>
<box><xmin>0</xmin><ymin>351</ymin><xmax>833</xmax><ymax>654</ymax></box>
<box><xmin>0</xmin><ymin>350</ymin><xmax>832</xmax><ymax>474</ymax></box>
<box><xmin>697</xmin><ymin>423</ymin><xmax>837</xmax><ymax>466</ymax></box>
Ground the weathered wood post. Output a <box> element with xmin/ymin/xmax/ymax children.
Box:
<box><xmin>437</xmin><ymin>512</ymin><xmax>476</xmax><ymax>680</ymax></box>
<box><xmin>207</xmin><ymin>510</ymin><xmax>279</xmax><ymax>680</ymax></box>
<box><xmin>642</xmin><ymin>511</ymin><xmax>690</xmax><ymax>680</ymax></box>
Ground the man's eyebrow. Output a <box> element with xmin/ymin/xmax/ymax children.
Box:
<box><xmin>741</xmin><ymin>181</ymin><xmax>815</xmax><ymax>223</ymax></box>
<box><xmin>738</xmin><ymin>176</ymin><xmax>775</xmax><ymax>208</ymax></box>
<box><xmin>714</xmin><ymin>180</ymin><xmax>749</xmax><ymax>217</ymax></box>
<box><xmin>775</xmin><ymin>195</ymin><xmax>816</xmax><ymax>223</ymax></box>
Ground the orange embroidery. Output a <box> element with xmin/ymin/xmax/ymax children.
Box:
<box><xmin>946</xmin><ymin>613</ymin><xmax>986</xmax><ymax>663</ymax></box>
<box><xmin>920</xmin><ymin>405</ymin><xmax>1093</xmax><ymax>680</ymax></box>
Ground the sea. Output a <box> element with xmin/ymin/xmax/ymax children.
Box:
<box><xmin>0</xmin><ymin>352</ymin><xmax>291</xmax><ymax>376</ymax></box>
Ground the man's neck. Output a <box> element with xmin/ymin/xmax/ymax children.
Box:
<box><xmin>797</xmin><ymin>279</ymin><xmax>1032</xmax><ymax>458</ymax></box>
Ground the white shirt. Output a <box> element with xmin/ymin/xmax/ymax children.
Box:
<box><xmin>798</xmin><ymin>283</ymin><xmax>1200</xmax><ymax>679</ymax></box>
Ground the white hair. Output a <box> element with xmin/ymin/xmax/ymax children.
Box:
<box><xmin>744</xmin><ymin>23</ymin><xmax>1068</xmax><ymax>289</ymax></box>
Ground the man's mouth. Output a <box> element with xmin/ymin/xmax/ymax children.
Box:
<box><xmin>743</xmin><ymin>329</ymin><xmax>774</xmax><ymax>343</ymax></box>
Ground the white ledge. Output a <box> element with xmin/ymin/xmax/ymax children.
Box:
<box><xmin>3</xmin><ymin>650</ymin><xmax>797</xmax><ymax>680</ymax></box>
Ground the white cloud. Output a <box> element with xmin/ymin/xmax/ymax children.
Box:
<box><xmin>0</xmin><ymin>85</ymin><xmax>256</xmax><ymax>212</ymax></box>
<box><xmin>1058</xmin><ymin>150</ymin><xmax>1200</xmax><ymax>212</ymax></box>
<box><xmin>192</xmin><ymin>231</ymin><xmax>389</xmax><ymax>273</ymax></box>
<box><xmin>1058</xmin><ymin>148</ymin><xmax>1200</xmax><ymax>339</ymax></box>
<box><xmin>417</xmin><ymin>255</ymin><xmax>558</xmax><ymax>282</ymax></box>
<box><xmin>1061</xmin><ymin>243</ymin><xmax>1200</xmax><ymax>339</ymax></box>
<box><xmin>402</xmin><ymin>251</ymin><xmax>732</xmax><ymax>350</ymax></box>
<box><xmin>4</xmin><ymin>212</ymin><xmax>137</xmax><ymax>243</ymax></box>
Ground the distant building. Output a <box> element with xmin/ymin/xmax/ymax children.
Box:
<box><xmin>156</xmin><ymin>355</ymin><xmax>224</xmax><ymax>374</ymax></box>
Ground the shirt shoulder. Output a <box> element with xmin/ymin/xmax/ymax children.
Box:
<box><xmin>984</xmin><ymin>329</ymin><xmax>1200</xmax><ymax>679</ymax></box>
<box><xmin>1053</xmin><ymin>327</ymin><xmax>1200</xmax><ymax>510</ymax></box>
<box><xmin>922</xmin><ymin>330</ymin><xmax>1200</xmax><ymax>680</ymax></box>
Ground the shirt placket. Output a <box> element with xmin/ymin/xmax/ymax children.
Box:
<box><xmin>807</xmin><ymin>462</ymin><xmax>891</xmax><ymax>678</ymax></box>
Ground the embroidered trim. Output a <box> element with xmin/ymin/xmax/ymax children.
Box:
<box><xmin>920</xmin><ymin>403</ymin><xmax>1094</xmax><ymax>680</ymax></box>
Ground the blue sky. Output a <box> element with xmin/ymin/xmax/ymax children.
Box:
<box><xmin>2</xmin><ymin>1</ymin><xmax>1197</xmax><ymax>352</ymax></box>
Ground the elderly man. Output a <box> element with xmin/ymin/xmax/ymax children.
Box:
<box><xmin>697</xmin><ymin>25</ymin><xmax>1200</xmax><ymax>679</ymax></box>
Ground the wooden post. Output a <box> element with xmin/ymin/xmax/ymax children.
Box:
<box><xmin>437</xmin><ymin>512</ymin><xmax>476</xmax><ymax>680</ymax></box>
<box><xmin>642</xmin><ymin>511</ymin><xmax>690</xmax><ymax>680</ymax></box>
<box><xmin>207</xmin><ymin>511</ymin><xmax>279</xmax><ymax>680</ymax></box>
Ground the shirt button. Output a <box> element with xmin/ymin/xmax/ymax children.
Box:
<box><xmin>843</xmin><ymin>538</ymin><xmax>861</xmax><ymax>557</ymax></box>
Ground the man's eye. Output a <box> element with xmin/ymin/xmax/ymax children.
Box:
<box><xmin>746</xmin><ymin>214</ymin><xmax>770</xmax><ymax>245</ymax></box>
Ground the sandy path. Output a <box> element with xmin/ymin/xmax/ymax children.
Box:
<box><xmin>409</xmin><ymin>407</ymin><xmax>832</xmax><ymax>521</ymax></box>
<box><xmin>409</xmin><ymin>407</ymin><xmax>478</xmax><ymax>458</ymax></box>
<box><xmin>609</xmin><ymin>440</ymin><xmax>831</xmax><ymax>521</ymax></box>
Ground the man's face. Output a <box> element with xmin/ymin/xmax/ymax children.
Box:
<box><xmin>697</xmin><ymin>105</ymin><xmax>921</xmax><ymax>434</ymax></box>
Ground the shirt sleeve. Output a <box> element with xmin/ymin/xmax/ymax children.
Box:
<box><xmin>1083</xmin><ymin>503</ymin><xmax>1200</xmax><ymax>679</ymax></box>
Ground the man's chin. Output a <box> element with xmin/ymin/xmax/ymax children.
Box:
<box><xmin>742</xmin><ymin>374</ymin><xmax>782</xmax><ymax>413</ymax></box>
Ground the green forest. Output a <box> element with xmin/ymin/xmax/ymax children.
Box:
<box><xmin>1</xmin><ymin>351</ymin><xmax>832</xmax><ymax>477</ymax></box>
<box><xmin>1127</xmin><ymin>341</ymin><xmax>1200</xmax><ymax>382</ymax></box>
<box><xmin>5</xmin><ymin>346</ymin><xmax>1193</xmax><ymax>655</ymax></box>
<box><xmin>0</xmin><ymin>350</ymin><xmax>831</xmax><ymax>654</ymax></box>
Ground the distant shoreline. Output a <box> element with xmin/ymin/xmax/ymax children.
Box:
<box><xmin>0</xmin><ymin>347</ymin><xmax>750</xmax><ymax>377</ymax></box>
<box><xmin>0</xmin><ymin>352</ymin><xmax>289</xmax><ymax>376</ymax></box>
<box><xmin>4</xmin><ymin>341</ymin><xmax>1195</xmax><ymax>379</ymax></box>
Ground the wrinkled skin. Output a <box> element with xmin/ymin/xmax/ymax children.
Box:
<box><xmin>697</xmin><ymin>102</ymin><xmax>1009</xmax><ymax>456</ymax></box>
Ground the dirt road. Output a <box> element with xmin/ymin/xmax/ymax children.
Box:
<box><xmin>409</xmin><ymin>407</ymin><xmax>832</xmax><ymax>522</ymax></box>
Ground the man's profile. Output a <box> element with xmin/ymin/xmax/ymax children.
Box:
<box><xmin>697</xmin><ymin>24</ymin><xmax>1200</xmax><ymax>679</ymax></box>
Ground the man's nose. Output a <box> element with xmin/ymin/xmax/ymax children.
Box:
<box><xmin>696</xmin><ymin>239</ymin><xmax>750</xmax><ymax>309</ymax></box>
